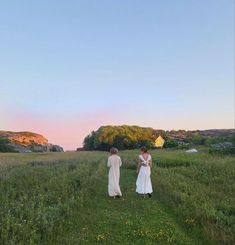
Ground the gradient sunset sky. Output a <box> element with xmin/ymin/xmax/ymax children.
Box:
<box><xmin>0</xmin><ymin>1</ymin><xmax>234</xmax><ymax>150</ymax></box>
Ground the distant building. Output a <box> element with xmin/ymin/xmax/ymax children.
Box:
<box><xmin>155</xmin><ymin>136</ymin><xmax>165</xmax><ymax>148</ymax></box>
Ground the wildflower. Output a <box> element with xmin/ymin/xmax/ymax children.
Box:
<box><xmin>96</xmin><ymin>234</ymin><xmax>106</xmax><ymax>241</ymax></box>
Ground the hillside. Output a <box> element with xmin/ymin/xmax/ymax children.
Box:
<box><xmin>0</xmin><ymin>131</ymin><xmax>63</xmax><ymax>153</ymax></box>
<box><xmin>83</xmin><ymin>125</ymin><xmax>235</xmax><ymax>150</ymax></box>
<box><xmin>154</xmin><ymin>128</ymin><xmax>235</xmax><ymax>141</ymax></box>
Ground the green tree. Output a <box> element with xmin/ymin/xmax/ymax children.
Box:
<box><xmin>230</xmin><ymin>134</ymin><xmax>235</xmax><ymax>146</ymax></box>
<box><xmin>0</xmin><ymin>137</ymin><xmax>16</xmax><ymax>152</ymax></box>
<box><xmin>163</xmin><ymin>140</ymin><xmax>179</xmax><ymax>148</ymax></box>
<box><xmin>83</xmin><ymin>125</ymin><xmax>155</xmax><ymax>151</ymax></box>
<box><xmin>191</xmin><ymin>134</ymin><xmax>206</xmax><ymax>145</ymax></box>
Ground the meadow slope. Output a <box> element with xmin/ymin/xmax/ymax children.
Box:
<box><xmin>0</xmin><ymin>150</ymin><xmax>234</xmax><ymax>244</ymax></box>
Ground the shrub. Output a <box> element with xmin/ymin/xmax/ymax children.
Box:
<box><xmin>209</xmin><ymin>147</ymin><xmax>235</xmax><ymax>155</ymax></box>
<box><xmin>163</xmin><ymin>140</ymin><xmax>179</xmax><ymax>148</ymax></box>
<box><xmin>0</xmin><ymin>137</ymin><xmax>16</xmax><ymax>152</ymax></box>
<box><xmin>230</xmin><ymin>134</ymin><xmax>235</xmax><ymax>146</ymax></box>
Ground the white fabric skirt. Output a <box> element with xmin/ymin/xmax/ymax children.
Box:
<box><xmin>136</xmin><ymin>166</ymin><xmax>153</xmax><ymax>194</ymax></box>
<box><xmin>108</xmin><ymin>168</ymin><xmax>122</xmax><ymax>197</ymax></box>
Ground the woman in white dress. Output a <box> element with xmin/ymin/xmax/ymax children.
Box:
<box><xmin>107</xmin><ymin>147</ymin><xmax>122</xmax><ymax>198</ymax></box>
<box><xmin>136</xmin><ymin>146</ymin><xmax>153</xmax><ymax>197</ymax></box>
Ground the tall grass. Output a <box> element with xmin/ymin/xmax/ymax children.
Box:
<box><xmin>120</xmin><ymin>149</ymin><xmax>235</xmax><ymax>244</ymax></box>
<box><xmin>0</xmin><ymin>150</ymin><xmax>234</xmax><ymax>244</ymax></box>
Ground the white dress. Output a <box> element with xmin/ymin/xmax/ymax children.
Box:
<box><xmin>107</xmin><ymin>155</ymin><xmax>122</xmax><ymax>197</ymax></box>
<box><xmin>136</xmin><ymin>154</ymin><xmax>153</xmax><ymax>194</ymax></box>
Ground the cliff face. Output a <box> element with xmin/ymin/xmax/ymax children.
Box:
<box><xmin>0</xmin><ymin>131</ymin><xmax>63</xmax><ymax>153</ymax></box>
<box><xmin>0</xmin><ymin>131</ymin><xmax>48</xmax><ymax>146</ymax></box>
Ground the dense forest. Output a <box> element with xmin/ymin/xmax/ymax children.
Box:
<box><xmin>83</xmin><ymin>125</ymin><xmax>235</xmax><ymax>151</ymax></box>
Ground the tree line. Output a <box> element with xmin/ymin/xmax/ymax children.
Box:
<box><xmin>83</xmin><ymin>125</ymin><xmax>235</xmax><ymax>151</ymax></box>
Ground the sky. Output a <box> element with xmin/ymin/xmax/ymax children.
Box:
<box><xmin>0</xmin><ymin>0</ymin><xmax>234</xmax><ymax>150</ymax></box>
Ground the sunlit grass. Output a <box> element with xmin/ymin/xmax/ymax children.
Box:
<box><xmin>0</xmin><ymin>150</ymin><xmax>234</xmax><ymax>244</ymax></box>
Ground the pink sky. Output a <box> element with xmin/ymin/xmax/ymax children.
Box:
<box><xmin>2</xmin><ymin>109</ymin><xmax>122</xmax><ymax>150</ymax></box>
<box><xmin>1</xmin><ymin>105</ymin><xmax>234</xmax><ymax>150</ymax></box>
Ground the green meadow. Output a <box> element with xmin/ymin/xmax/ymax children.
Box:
<box><xmin>0</xmin><ymin>150</ymin><xmax>234</xmax><ymax>244</ymax></box>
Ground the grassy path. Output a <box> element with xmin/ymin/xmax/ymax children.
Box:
<box><xmin>55</xmin><ymin>167</ymin><xmax>206</xmax><ymax>244</ymax></box>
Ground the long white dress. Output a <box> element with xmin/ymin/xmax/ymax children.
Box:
<box><xmin>136</xmin><ymin>154</ymin><xmax>153</xmax><ymax>194</ymax></box>
<box><xmin>107</xmin><ymin>155</ymin><xmax>122</xmax><ymax>197</ymax></box>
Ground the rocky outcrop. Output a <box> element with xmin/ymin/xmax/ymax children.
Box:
<box><xmin>8</xmin><ymin>143</ymin><xmax>32</xmax><ymax>153</ymax></box>
<box><xmin>49</xmin><ymin>144</ymin><xmax>64</xmax><ymax>152</ymax></box>
<box><xmin>0</xmin><ymin>131</ymin><xmax>48</xmax><ymax>146</ymax></box>
<box><xmin>0</xmin><ymin>131</ymin><xmax>63</xmax><ymax>153</ymax></box>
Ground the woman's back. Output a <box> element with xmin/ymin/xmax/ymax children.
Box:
<box><xmin>136</xmin><ymin>148</ymin><xmax>153</xmax><ymax>196</ymax></box>
<box><xmin>107</xmin><ymin>148</ymin><xmax>122</xmax><ymax>197</ymax></box>
<box><xmin>139</xmin><ymin>154</ymin><xmax>151</xmax><ymax>166</ymax></box>
<box><xmin>108</xmin><ymin>155</ymin><xmax>122</xmax><ymax>168</ymax></box>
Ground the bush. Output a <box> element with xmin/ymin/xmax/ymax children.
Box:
<box><xmin>176</xmin><ymin>143</ymin><xmax>191</xmax><ymax>150</ymax></box>
<box><xmin>230</xmin><ymin>134</ymin><xmax>235</xmax><ymax>146</ymax></box>
<box><xmin>209</xmin><ymin>147</ymin><xmax>235</xmax><ymax>155</ymax></box>
<box><xmin>0</xmin><ymin>137</ymin><xmax>16</xmax><ymax>152</ymax></box>
<box><xmin>163</xmin><ymin>140</ymin><xmax>179</xmax><ymax>148</ymax></box>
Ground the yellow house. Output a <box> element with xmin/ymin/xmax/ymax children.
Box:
<box><xmin>155</xmin><ymin>136</ymin><xmax>165</xmax><ymax>148</ymax></box>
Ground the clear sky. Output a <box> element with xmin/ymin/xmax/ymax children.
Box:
<box><xmin>0</xmin><ymin>0</ymin><xmax>234</xmax><ymax>150</ymax></box>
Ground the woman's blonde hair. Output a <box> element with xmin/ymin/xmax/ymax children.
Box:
<box><xmin>110</xmin><ymin>147</ymin><xmax>118</xmax><ymax>154</ymax></box>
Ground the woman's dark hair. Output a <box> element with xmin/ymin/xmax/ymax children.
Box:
<box><xmin>110</xmin><ymin>147</ymin><xmax>118</xmax><ymax>154</ymax></box>
<box><xmin>140</xmin><ymin>146</ymin><xmax>148</xmax><ymax>153</ymax></box>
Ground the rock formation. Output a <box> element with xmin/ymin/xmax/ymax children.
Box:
<box><xmin>0</xmin><ymin>131</ymin><xmax>64</xmax><ymax>153</ymax></box>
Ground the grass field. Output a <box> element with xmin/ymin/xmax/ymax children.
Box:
<box><xmin>0</xmin><ymin>150</ymin><xmax>234</xmax><ymax>244</ymax></box>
